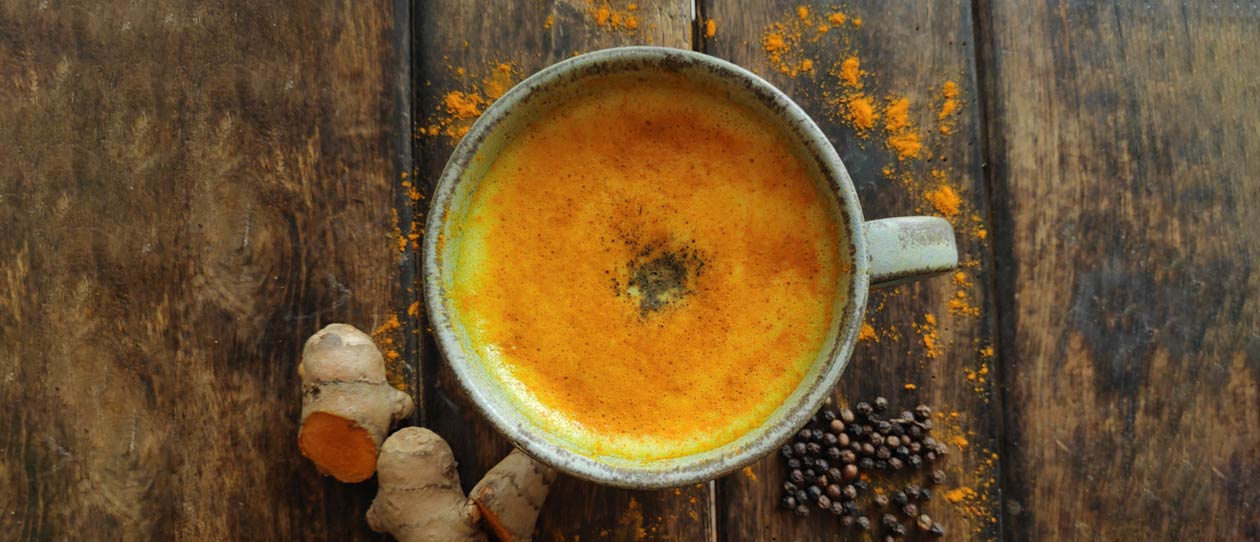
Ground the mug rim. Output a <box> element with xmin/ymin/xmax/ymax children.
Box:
<box><xmin>422</xmin><ymin>46</ymin><xmax>870</xmax><ymax>488</ymax></box>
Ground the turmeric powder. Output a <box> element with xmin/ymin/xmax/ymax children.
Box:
<box><xmin>846</xmin><ymin>95</ymin><xmax>877</xmax><ymax>131</ymax></box>
<box><xmin>703</xmin><ymin>19</ymin><xmax>716</xmax><ymax>38</ymax></box>
<box><xmin>938</xmin><ymin>80</ymin><xmax>961</xmax><ymax>134</ymax></box>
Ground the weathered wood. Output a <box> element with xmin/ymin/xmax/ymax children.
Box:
<box><xmin>978</xmin><ymin>1</ymin><xmax>1260</xmax><ymax>540</ymax></box>
<box><xmin>0</xmin><ymin>1</ymin><xmax>414</xmax><ymax>539</ymax></box>
<box><xmin>703</xmin><ymin>2</ymin><xmax>1003</xmax><ymax>540</ymax></box>
<box><xmin>413</xmin><ymin>1</ymin><xmax>713</xmax><ymax>541</ymax></box>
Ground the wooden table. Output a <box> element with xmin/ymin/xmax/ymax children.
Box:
<box><xmin>2</xmin><ymin>1</ymin><xmax>1257</xmax><ymax>540</ymax></box>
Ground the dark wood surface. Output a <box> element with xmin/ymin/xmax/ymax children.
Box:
<box><xmin>978</xmin><ymin>2</ymin><xmax>1260</xmax><ymax>540</ymax></box>
<box><xmin>0</xmin><ymin>1</ymin><xmax>416</xmax><ymax>540</ymax></box>
<box><xmin>2</xmin><ymin>1</ymin><xmax>1258</xmax><ymax>541</ymax></box>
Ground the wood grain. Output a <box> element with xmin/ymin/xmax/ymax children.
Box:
<box><xmin>413</xmin><ymin>2</ymin><xmax>714</xmax><ymax>541</ymax></box>
<box><xmin>978</xmin><ymin>1</ymin><xmax>1260</xmax><ymax>540</ymax></box>
<box><xmin>702</xmin><ymin>2</ymin><xmax>1004</xmax><ymax>540</ymax></box>
<box><xmin>0</xmin><ymin>1</ymin><xmax>414</xmax><ymax>539</ymax></box>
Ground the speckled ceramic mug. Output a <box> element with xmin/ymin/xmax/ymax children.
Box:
<box><xmin>423</xmin><ymin>47</ymin><xmax>957</xmax><ymax>488</ymax></box>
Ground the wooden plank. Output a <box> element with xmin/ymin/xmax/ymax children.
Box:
<box><xmin>702</xmin><ymin>2</ymin><xmax>1004</xmax><ymax>541</ymax></box>
<box><xmin>978</xmin><ymin>1</ymin><xmax>1260</xmax><ymax>540</ymax></box>
<box><xmin>0</xmin><ymin>1</ymin><xmax>414</xmax><ymax>539</ymax></box>
<box><xmin>412</xmin><ymin>2</ymin><xmax>714</xmax><ymax>541</ymax></box>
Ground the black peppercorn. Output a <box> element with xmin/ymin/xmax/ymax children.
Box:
<box><xmin>908</xmin><ymin>455</ymin><xmax>923</xmax><ymax>469</ymax></box>
<box><xmin>848</xmin><ymin>424</ymin><xmax>864</xmax><ymax>437</ymax></box>
<box><xmin>892</xmin><ymin>491</ymin><xmax>909</xmax><ymax>506</ymax></box>
<box><xmin>842</xmin><ymin>484</ymin><xmax>858</xmax><ymax>500</ymax></box>
<box><xmin>888</xmin><ymin>522</ymin><xmax>906</xmax><ymax>537</ymax></box>
<box><xmin>909</xmin><ymin>441</ymin><xmax>922</xmax><ymax>454</ymax></box>
<box><xmin>839</xmin><ymin>407</ymin><xmax>855</xmax><ymax>423</ymax></box>
<box><xmin>803</xmin><ymin>468</ymin><xmax>816</xmax><ymax>481</ymax></box>
<box><xmin>875</xmin><ymin>420</ymin><xmax>892</xmax><ymax>434</ymax></box>
<box><xmin>930</xmin><ymin>470</ymin><xmax>946</xmax><ymax>485</ymax></box>
<box><xmin>902</xmin><ymin>503</ymin><xmax>918</xmax><ymax>518</ymax></box>
<box><xmin>898</xmin><ymin>410</ymin><xmax>914</xmax><ymax>422</ymax></box>
<box><xmin>855</xmin><ymin>402</ymin><xmax>873</xmax><ymax>417</ymax></box>
<box><xmin>856</xmin><ymin>516</ymin><xmax>871</xmax><ymax>530</ymax></box>
<box><xmin>886</xmin><ymin>435</ymin><xmax>901</xmax><ymax>448</ymax></box>
<box><xmin>817</xmin><ymin>494</ymin><xmax>832</xmax><ymax>510</ymax></box>
<box><xmin>874</xmin><ymin>396</ymin><xmax>889</xmax><ymax>412</ymax></box>
<box><xmin>863</xmin><ymin>443</ymin><xmax>877</xmax><ymax>456</ymax></box>
<box><xmin>822</xmin><ymin>409</ymin><xmax>837</xmax><ymax>422</ymax></box>
<box><xmin>828</xmin><ymin>467</ymin><xmax>843</xmax><ymax>481</ymax></box>
<box><xmin>914</xmin><ymin>405</ymin><xmax>932</xmax><ymax>421</ymax></box>
<box><xmin>919</xmin><ymin>488</ymin><xmax>932</xmax><ymax>501</ymax></box>
<box><xmin>832</xmin><ymin>500</ymin><xmax>847</xmax><ymax>517</ymax></box>
<box><xmin>904</xmin><ymin>485</ymin><xmax>921</xmax><ymax>500</ymax></box>
<box><xmin>869</xmin><ymin>433</ymin><xmax>885</xmax><ymax>447</ymax></box>
<box><xmin>876</xmin><ymin>446</ymin><xmax>891</xmax><ymax>460</ymax></box>
<box><xmin>797</xmin><ymin>428</ymin><xmax>812</xmax><ymax>441</ymax></box>
<box><xmin>827</xmin><ymin>484</ymin><xmax>842</xmax><ymax>499</ymax></box>
<box><xmin>811</xmin><ymin>429</ymin><xmax>825</xmax><ymax>442</ymax></box>
<box><xmin>854</xmin><ymin>479</ymin><xmax>870</xmax><ymax>492</ymax></box>
<box><xmin>895</xmin><ymin>445</ymin><xmax>909</xmax><ymax>458</ymax></box>
<box><xmin>806</xmin><ymin>442</ymin><xmax>822</xmax><ymax>456</ymax></box>
<box><xmin>823</xmin><ymin>432</ymin><xmax>838</xmax><ymax>446</ymax></box>
<box><xmin>842</xmin><ymin>463</ymin><xmax>859</xmax><ymax>480</ymax></box>
<box><xmin>849</xmin><ymin>441</ymin><xmax>863</xmax><ymax>453</ymax></box>
<box><xmin>840</xmin><ymin>514</ymin><xmax>854</xmax><ymax>526</ymax></box>
<box><xmin>794</xmin><ymin>503</ymin><xmax>809</xmax><ymax>517</ymax></box>
<box><xmin>839</xmin><ymin>449</ymin><xmax>857</xmax><ymax>464</ymax></box>
<box><xmin>781</xmin><ymin>494</ymin><xmax>796</xmax><ymax>509</ymax></box>
<box><xmin>816</xmin><ymin>458</ymin><xmax>830</xmax><ymax>471</ymax></box>
<box><xmin>789</xmin><ymin>469</ymin><xmax>805</xmax><ymax>484</ymax></box>
<box><xmin>780</xmin><ymin>444</ymin><xmax>795</xmax><ymax>459</ymax></box>
<box><xmin>907</xmin><ymin>424</ymin><xmax>923</xmax><ymax>439</ymax></box>
<box><xmin>837</xmin><ymin>432</ymin><xmax>851</xmax><ymax>447</ymax></box>
<box><xmin>793</xmin><ymin>442</ymin><xmax>808</xmax><ymax>456</ymax></box>
<box><xmin>888</xmin><ymin>421</ymin><xmax>905</xmax><ymax>436</ymax></box>
<box><xmin>786</xmin><ymin>457</ymin><xmax>802</xmax><ymax>469</ymax></box>
<box><xmin>888</xmin><ymin>457</ymin><xmax>904</xmax><ymax>470</ymax></box>
<box><xmin>916</xmin><ymin>514</ymin><xmax>933</xmax><ymax>531</ymax></box>
<box><xmin>859</xmin><ymin>457</ymin><xmax>875</xmax><ymax>470</ymax></box>
<box><xmin>874</xmin><ymin>493</ymin><xmax>889</xmax><ymax>507</ymax></box>
<box><xmin>815</xmin><ymin>475</ymin><xmax>829</xmax><ymax>488</ymax></box>
<box><xmin>795</xmin><ymin>489</ymin><xmax>809</xmax><ymax>503</ymax></box>
<box><xmin>929</xmin><ymin>523</ymin><xmax>945</xmax><ymax>537</ymax></box>
<box><xmin>826</xmin><ymin>447</ymin><xmax>842</xmax><ymax>461</ymax></box>
<box><xmin>881</xmin><ymin>513</ymin><xmax>899</xmax><ymax>528</ymax></box>
<box><xmin>924</xmin><ymin>451</ymin><xmax>937</xmax><ymax>463</ymax></box>
<box><xmin>874</xmin><ymin>459</ymin><xmax>888</xmax><ymax>470</ymax></box>
<box><xmin>806</xmin><ymin>485</ymin><xmax>823</xmax><ymax>500</ymax></box>
<box><xmin>841</xmin><ymin>499</ymin><xmax>857</xmax><ymax>514</ymax></box>
<box><xmin>783</xmin><ymin>480</ymin><xmax>798</xmax><ymax>493</ymax></box>
<box><xmin>829</xmin><ymin>419</ymin><xmax>846</xmax><ymax>434</ymax></box>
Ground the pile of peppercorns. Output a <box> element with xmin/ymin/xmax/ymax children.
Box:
<box><xmin>778</xmin><ymin>397</ymin><xmax>949</xmax><ymax>539</ymax></box>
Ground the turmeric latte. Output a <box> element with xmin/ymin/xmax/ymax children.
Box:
<box><xmin>449</xmin><ymin>74</ymin><xmax>845</xmax><ymax>461</ymax></box>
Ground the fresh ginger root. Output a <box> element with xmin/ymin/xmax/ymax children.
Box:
<box><xmin>368</xmin><ymin>428</ymin><xmax>557</xmax><ymax>542</ymax></box>
<box><xmin>471</xmin><ymin>448</ymin><xmax>558</xmax><ymax>542</ymax></box>
<box><xmin>367</xmin><ymin>427</ymin><xmax>486</xmax><ymax>542</ymax></box>
<box><xmin>298</xmin><ymin>323</ymin><xmax>413</xmax><ymax>483</ymax></box>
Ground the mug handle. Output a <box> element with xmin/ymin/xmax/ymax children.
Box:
<box><xmin>863</xmin><ymin>217</ymin><xmax>959</xmax><ymax>289</ymax></box>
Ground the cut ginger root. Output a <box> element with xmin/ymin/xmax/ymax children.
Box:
<box><xmin>368</xmin><ymin>427</ymin><xmax>557</xmax><ymax>542</ymax></box>
<box><xmin>298</xmin><ymin>323</ymin><xmax>413</xmax><ymax>483</ymax></box>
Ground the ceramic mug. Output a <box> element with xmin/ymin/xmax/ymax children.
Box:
<box><xmin>423</xmin><ymin>47</ymin><xmax>958</xmax><ymax>488</ymax></box>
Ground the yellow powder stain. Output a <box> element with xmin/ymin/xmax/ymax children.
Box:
<box><xmin>742</xmin><ymin>466</ymin><xmax>757</xmax><ymax>481</ymax></box>
<box><xmin>592</xmin><ymin>3</ymin><xmax>641</xmax><ymax>33</ymax></box>
<box><xmin>839</xmin><ymin>56</ymin><xmax>861</xmax><ymax>88</ymax></box>
<box><xmin>938</xmin><ymin>80</ymin><xmax>961</xmax><ymax>134</ymax></box>
<box><xmin>978</xmin><ymin>228</ymin><xmax>988</xmax><ymax>240</ymax></box>
<box><xmin>828</xmin><ymin>12</ymin><xmax>847</xmax><ymax>25</ymax></box>
<box><xmin>407</xmin><ymin>301</ymin><xmax>421</xmax><ymax>317</ymax></box>
<box><xmin>796</xmin><ymin>6</ymin><xmax>809</xmax><ymax>20</ymax></box>
<box><xmin>799</xmin><ymin>59</ymin><xmax>814</xmax><ymax>72</ymax></box>
<box><xmin>373</xmin><ymin>313</ymin><xmax>407</xmax><ymax>389</ymax></box>
<box><xmin>887</xmin><ymin>132</ymin><xmax>923</xmax><ymax>160</ymax></box>
<box><xmin>945</xmin><ymin>487</ymin><xmax>972</xmax><ymax>504</ymax></box>
<box><xmin>851</xmin><ymin>17</ymin><xmax>862</xmax><ymax>28</ymax></box>
<box><xmin>846</xmin><ymin>95</ymin><xmax>877</xmax><ymax>131</ymax></box>
<box><xmin>704</xmin><ymin>19</ymin><xmax>717</xmax><ymax>38</ymax></box>
<box><xmin>594</xmin><ymin>6</ymin><xmax>611</xmax><ymax>26</ymax></box>
<box><xmin>444</xmin><ymin>91</ymin><xmax>483</xmax><ymax>119</ymax></box>
<box><xmin>883</xmin><ymin>98</ymin><xmax>910</xmax><ymax>131</ymax></box>
<box><xmin>544</xmin><ymin>15</ymin><xmax>555</xmax><ymax>29</ymax></box>
<box><xmin>424</xmin><ymin>61</ymin><xmax>522</xmax><ymax>142</ymax></box>
<box><xmin>953</xmin><ymin>271</ymin><xmax>970</xmax><ymax>287</ymax></box>
<box><xmin>925</xmin><ymin>184</ymin><xmax>961</xmax><ymax>218</ymax></box>
<box><xmin>952</xmin><ymin>435</ymin><xmax>969</xmax><ymax>449</ymax></box>
<box><xmin>914</xmin><ymin>313</ymin><xmax>941</xmax><ymax>358</ymax></box>
<box><xmin>904</xmin><ymin>383</ymin><xmax>917</xmax><ymax>391</ymax></box>
<box><xmin>858</xmin><ymin>322</ymin><xmax>878</xmax><ymax>343</ymax></box>
<box><xmin>980</xmin><ymin>346</ymin><xmax>994</xmax><ymax>358</ymax></box>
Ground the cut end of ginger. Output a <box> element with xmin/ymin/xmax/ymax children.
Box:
<box><xmin>299</xmin><ymin>411</ymin><xmax>380</xmax><ymax>483</ymax></box>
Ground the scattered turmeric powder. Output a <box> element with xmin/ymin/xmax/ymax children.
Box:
<box><xmin>938</xmin><ymin>80</ymin><xmax>961</xmax><ymax>134</ymax></box>
<box><xmin>913</xmin><ymin>313</ymin><xmax>941</xmax><ymax>359</ymax></box>
<box><xmin>703</xmin><ymin>18</ymin><xmax>716</xmax><ymax>38</ymax></box>
<box><xmin>423</xmin><ymin>61</ymin><xmax>521</xmax><ymax>141</ymax></box>
<box><xmin>846</xmin><ymin>94</ymin><xmax>877</xmax><ymax>131</ymax></box>
<box><xmin>796</xmin><ymin>5</ymin><xmax>810</xmax><ymax>19</ymax></box>
<box><xmin>544</xmin><ymin>14</ymin><xmax>555</xmax><ymax>29</ymax></box>
<box><xmin>591</xmin><ymin>2</ymin><xmax>641</xmax><ymax>33</ymax></box>
<box><xmin>925</xmin><ymin>184</ymin><xmax>961</xmax><ymax>218</ymax></box>
<box><xmin>858</xmin><ymin>322</ymin><xmax>878</xmax><ymax>342</ymax></box>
